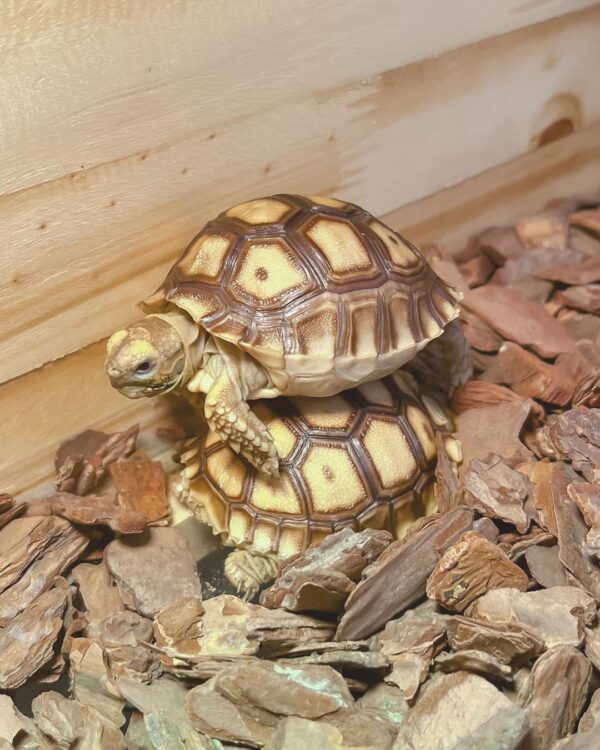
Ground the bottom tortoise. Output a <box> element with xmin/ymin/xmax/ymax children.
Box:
<box><xmin>175</xmin><ymin>373</ymin><xmax>444</xmax><ymax>594</ymax></box>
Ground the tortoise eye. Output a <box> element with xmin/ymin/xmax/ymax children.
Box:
<box><xmin>135</xmin><ymin>359</ymin><xmax>154</xmax><ymax>374</ymax></box>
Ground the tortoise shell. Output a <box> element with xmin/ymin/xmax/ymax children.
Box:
<box><xmin>179</xmin><ymin>374</ymin><xmax>438</xmax><ymax>559</ymax></box>
<box><xmin>144</xmin><ymin>195</ymin><xmax>461</xmax><ymax>395</ymax></box>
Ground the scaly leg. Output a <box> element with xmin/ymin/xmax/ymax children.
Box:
<box><xmin>224</xmin><ymin>549</ymin><xmax>280</xmax><ymax>599</ymax></box>
<box><xmin>204</xmin><ymin>369</ymin><xmax>279</xmax><ymax>475</ymax></box>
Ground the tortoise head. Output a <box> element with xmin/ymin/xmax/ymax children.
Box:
<box><xmin>105</xmin><ymin>313</ymin><xmax>200</xmax><ymax>398</ymax></box>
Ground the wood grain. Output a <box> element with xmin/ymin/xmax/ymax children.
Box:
<box><xmin>1</xmin><ymin>6</ymin><xmax>600</xmax><ymax>384</ymax></box>
<box><xmin>3</xmin><ymin>122</ymin><xmax>600</xmax><ymax>499</ymax></box>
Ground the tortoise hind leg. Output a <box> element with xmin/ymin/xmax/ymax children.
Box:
<box><xmin>204</xmin><ymin>369</ymin><xmax>280</xmax><ymax>475</ymax></box>
<box><xmin>224</xmin><ymin>549</ymin><xmax>280</xmax><ymax>599</ymax></box>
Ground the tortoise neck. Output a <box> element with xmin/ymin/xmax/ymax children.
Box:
<box><xmin>145</xmin><ymin>310</ymin><xmax>203</xmax><ymax>387</ymax></box>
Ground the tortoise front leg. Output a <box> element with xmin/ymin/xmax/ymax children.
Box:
<box><xmin>224</xmin><ymin>549</ymin><xmax>280</xmax><ymax>599</ymax></box>
<box><xmin>204</xmin><ymin>369</ymin><xmax>279</xmax><ymax>475</ymax></box>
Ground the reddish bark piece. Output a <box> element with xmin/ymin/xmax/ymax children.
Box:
<box><xmin>518</xmin><ymin>646</ymin><xmax>592</xmax><ymax>750</ymax></box>
<box><xmin>27</xmin><ymin>491</ymin><xmax>148</xmax><ymax>533</ymax></box>
<box><xmin>71</xmin><ymin>561</ymin><xmax>125</xmax><ymax>638</ymax></box>
<box><xmin>451</xmin><ymin>380</ymin><xmax>542</xmax><ymax>418</ymax></box>
<box><xmin>516</xmin><ymin>460</ymin><xmax>558</xmax><ymax>535</ymax></box>
<box><xmin>426</xmin><ymin>531</ymin><xmax>528</xmax><ymax>613</ymax></box>
<box><xmin>109</xmin><ymin>451</ymin><xmax>170</xmax><ymax>525</ymax></box>
<box><xmin>336</xmin><ymin>508</ymin><xmax>474</xmax><ymax>641</ymax></box>
<box><xmin>463</xmin><ymin>454</ymin><xmax>530</xmax><ymax>532</ymax></box>
<box><xmin>555</xmin><ymin>284</ymin><xmax>600</xmax><ymax>313</ymax></box>
<box><xmin>100</xmin><ymin>610</ymin><xmax>160</xmax><ymax>682</ymax></box>
<box><xmin>0</xmin><ymin>587</ymin><xmax>66</xmax><ymax>689</ymax></box>
<box><xmin>462</xmin><ymin>286</ymin><xmax>575</xmax><ymax>358</ymax></box>
<box><xmin>494</xmin><ymin>246</ymin><xmax>584</xmax><ymax>285</ymax></box>
<box><xmin>572</xmin><ymin>370</ymin><xmax>600</xmax><ymax>408</ymax></box>
<box><xmin>55</xmin><ymin>426</ymin><xmax>138</xmax><ymax>495</ymax></box>
<box><xmin>186</xmin><ymin>661</ymin><xmax>353</xmax><ymax>746</ymax></box>
<box><xmin>570</xmin><ymin>208</ymin><xmax>600</xmax><ymax>237</ymax></box>
<box><xmin>524</xmin><ymin>545</ymin><xmax>568</xmax><ymax>589</ymax></box>
<box><xmin>470</xmin><ymin>226</ymin><xmax>525</xmax><ymax>264</ymax></box>
<box><xmin>507</xmin><ymin>277</ymin><xmax>553</xmax><ymax>304</ymax></box>
<box><xmin>536</xmin><ymin>256</ymin><xmax>600</xmax><ymax>285</ymax></box>
<box><xmin>434</xmin><ymin>432</ymin><xmax>463</xmax><ymax>513</ymax></box>
<box><xmin>481</xmin><ymin>342</ymin><xmax>583</xmax><ymax>406</ymax></box>
<box><xmin>447</xmin><ymin>615</ymin><xmax>544</xmax><ymax>665</ymax></box>
<box><xmin>69</xmin><ymin>639</ymin><xmax>126</xmax><ymax>727</ymax></box>
<box><xmin>458</xmin><ymin>254</ymin><xmax>495</xmax><ymax>287</ymax></box>
<box><xmin>32</xmin><ymin>692</ymin><xmax>126</xmax><ymax>750</ymax></box>
<box><xmin>455</xmin><ymin>399</ymin><xmax>533</xmax><ymax>476</ymax></box>
<box><xmin>435</xmin><ymin>649</ymin><xmax>512</xmax><ymax>685</ymax></box>
<box><xmin>0</xmin><ymin>516</ymin><xmax>87</xmax><ymax>625</ymax></box>
<box><xmin>557</xmin><ymin>309</ymin><xmax>600</xmax><ymax>342</ymax></box>
<box><xmin>461</xmin><ymin>310</ymin><xmax>503</xmax><ymax>352</ymax></box>
<box><xmin>514</xmin><ymin>211</ymin><xmax>567</xmax><ymax>249</ymax></box>
<box><xmin>568</xmin><ymin>483</ymin><xmax>600</xmax><ymax>558</ymax></box>
<box><xmin>394</xmin><ymin>672</ymin><xmax>528</xmax><ymax>750</ymax></box>
<box><xmin>547</xmin><ymin>407</ymin><xmax>600</xmax><ymax>482</ymax></box>
<box><xmin>105</xmin><ymin>527</ymin><xmax>202</xmax><ymax>618</ymax></box>
<box><xmin>260</xmin><ymin>527</ymin><xmax>391</xmax><ymax>613</ymax></box>
<box><xmin>466</xmin><ymin>586</ymin><xmax>595</xmax><ymax>649</ymax></box>
<box><xmin>200</xmin><ymin>595</ymin><xmax>334</xmax><ymax>656</ymax></box>
<box><xmin>536</xmin><ymin>461</ymin><xmax>600</xmax><ymax>599</ymax></box>
<box><xmin>0</xmin><ymin>500</ymin><xmax>24</xmax><ymax>531</ymax></box>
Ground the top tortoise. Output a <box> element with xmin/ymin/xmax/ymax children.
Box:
<box><xmin>106</xmin><ymin>195</ymin><xmax>466</xmax><ymax>474</ymax></box>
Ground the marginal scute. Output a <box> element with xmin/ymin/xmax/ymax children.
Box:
<box><xmin>430</xmin><ymin>286</ymin><xmax>459</xmax><ymax>322</ymax></box>
<box><xmin>178</xmin><ymin>234</ymin><xmax>232</xmax><ymax>278</ymax></box>
<box><xmin>225</xmin><ymin>197</ymin><xmax>292</xmax><ymax>224</ymax></box>
<box><xmin>252</xmin><ymin>521</ymin><xmax>279</xmax><ymax>554</ymax></box>
<box><xmin>228</xmin><ymin>239</ymin><xmax>311</xmax><ymax>308</ymax></box>
<box><xmin>169</xmin><ymin>290</ymin><xmax>221</xmax><ymax>322</ymax></box>
<box><xmin>357</xmin><ymin>380</ymin><xmax>395</xmax><ymax>407</ymax></box>
<box><xmin>300</xmin><ymin>444</ymin><xmax>367</xmax><ymax>514</ymax></box>
<box><xmin>309</xmin><ymin>195</ymin><xmax>348</xmax><ymax>209</ymax></box>
<box><xmin>406</xmin><ymin>405</ymin><xmax>436</xmax><ymax>462</ymax></box>
<box><xmin>187</xmin><ymin>477</ymin><xmax>228</xmax><ymax>536</ymax></box>
<box><xmin>291</xmin><ymin>394</ymin><xmax>355</xmax><ymax>432</ymax></box>
<box><xmin>346</xmin><ymin>296</ymin><xmax>380</xmax><ymax>357</ymax></box>
<box><xmin>361</xmin><ymin>418</ymin><xmax>418</xmax><ymax>490</ymax></box>
<box><xmin>418</xmin><ymin>295</ymin><xmax>443</xmax><ymax>339</ymax></box>
<box><xmin>386</xmin><ymin>293</ymin><xmax>416</xmax><ymax>352</ymax></box>
<box><xmin>266</xmin><ymin>417</ymin><xmax>301</xmax><ymax>461</ymax></box>
<box><xmin>278</xmin><ymin>526</ymin><xmax>308</xmax><ymax>558</ymax></box>
<box><xmin>293</xmin><ymin>304</ymin><xmax>338</xmax><ymax>358</ymax></box>
<box><xmin>206</xmin><ymin>446</ymin><xmax>246</xmax><ymax>499</ymax></box>
<box><xmin>370</xmin><ymin>219</ymin><xmax>422</xmax><ymax>270</ymax></box>
<box><xmin>250</xmin><ymin>472</ymin><xmax>303</xmax><ymax>516</ymax></box>
<box><xmin>306</xmin><ymin>217</ymin><xmax>373</xmax><ymax>278</ymax></box>
<box><xmin>228</xmin><ymin>508</ymin><xmax>252</xmax><ymax>546</ymax></box>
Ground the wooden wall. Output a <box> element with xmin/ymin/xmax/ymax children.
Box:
<box><xmin>1</xmin><ymin>1</ymin><xmax>599</xmax><ymax>497</ymax></box>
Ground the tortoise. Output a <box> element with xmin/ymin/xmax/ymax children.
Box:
<box><xmin>173</xmin><ymin>373</ymin><xmax>449</xmax><ymax>595</ymax></box>
<box><xmin>105</xmin><ymin>194</ymin><xmax>468</xmax><ymax>475</ymax></box>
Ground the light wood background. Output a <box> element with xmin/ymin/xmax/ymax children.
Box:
<box><xmin>1</xmin><ymin>1</ymin><xmax>599</xmax><ymax>497</ymax></box>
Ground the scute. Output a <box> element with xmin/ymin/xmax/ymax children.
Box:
<box><xmin>360</xmin><ymin>417</ymin><xmax>418</xmax><ymax>492</ymax></box>
<box><xmin>182</xmin><ymin>378</ymin><xmax>438</xmax><ymax>559</ymax></box>
<box><xmin>225</xmin><ymin>197</ymin><xmax>294</xmax><ymax>224</ymax></box>
<box><xmin>228</xmin><ymin>239</ymin><xmax>313</xmax><ymax>309</ymax></box>
<box><xmin>299</xmin><ymin>444</ymin><xmax>368</xmax><ymax>515</ymax></box>
<box><xmin>305</xmin><ymin>216</ymin><xmax>374</xmax><ymax>280</ymax></box>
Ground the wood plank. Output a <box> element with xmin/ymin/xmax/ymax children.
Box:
<box><xmin>1</xmin><ymin>6</ymin><xmax>599</xmax><ymax>385</ymax></box>
<box><xmin>3</xmin><ymin>121</ymin><xmax>600</xmax><ymax>499</ymax></box>
<box><xmin>1</xmin><ymin>0</ymin><xmax>594</xmax><ymax>195</ymax></box>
